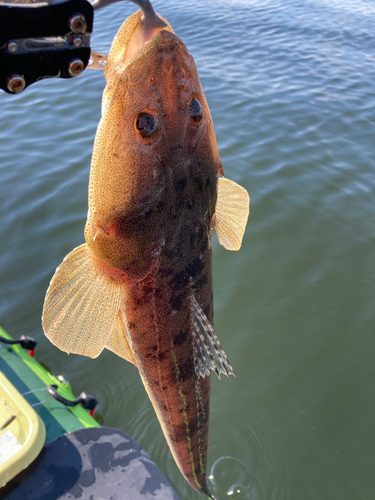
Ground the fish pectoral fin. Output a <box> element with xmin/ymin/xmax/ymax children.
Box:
<box><xmin>42</xmin><ymin>243</ymin><xmax>123</xmax><ymax>358</ymax></box>
<box><xmin>190</xmin><ymin>295</ymin><xmax>235</xmax><ymax>380</ymax></box>
<box><xmin>106</xmin><ymin>307</ymin><xmax>137</xmax><ymax>366</ymax></box>
<box><xmin>212</xmin><ymin>177</ymin><xmax>250</xmax><ymax>251</ymax></box>
<box><xmin>87</xmin><ymin>50</ymin><xmax>108</xmax><ymax>70</ymax></box>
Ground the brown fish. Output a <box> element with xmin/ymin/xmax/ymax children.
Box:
<box><xmin>42</xmin><ymin>4</ymin><xmax>249</xmax><ymax>498</ymax></box>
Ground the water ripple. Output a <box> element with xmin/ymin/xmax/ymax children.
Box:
<box><xmin>207</xmin><ymin>411</ymin><xmax>292</xmax><ymax>500</ymax></box>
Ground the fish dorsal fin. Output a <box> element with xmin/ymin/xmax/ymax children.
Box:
<box><xmin>212</xmin><ymin>177</ymin><xmax>250</xmax><ymax>251</ymax></box>
<box><xmin>190</xmin><ymin>295</ymin><xmax>235</xmax><ymax>380</ymax></box>
<box><xmin>42</xmin><ymin>244</ymin><xmax>123</xmax><ymax>358</ymax></box>
<box><xmin>106</xmin><ymin>306</ymin><xmax>137</xmax><ymax>366</ymax></box>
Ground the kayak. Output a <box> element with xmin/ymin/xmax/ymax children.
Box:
<box><xmin>0</xmin><ymin>325</ymin><xmax>180</xmax><ymax>499</ymax></box>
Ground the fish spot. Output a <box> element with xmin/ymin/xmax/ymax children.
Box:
<box><xmin>190</xmin><ymin>232</ymin><xmax>197</xmax><ymax>247</ymax></box>
<box><xmin>170</xmin><ymin>258</ymin><xmax>205</xmax><ymax>291</ymax></box>
<box><xmin>145</xmin><ymin>345</ymin><xmax>167</xmax><ymax>362</ymax></box>
<box><xmin>176</xmin><ymin>178</ymin><xmax>187</xmax><ymax>192</ymax></box>
<box><xmin>179</xmin><ymin>357</ymin><xmax>194</xmax><ymax>378</ymax></box>
<box><xmin>170</xmin><ymin>292</ymin><xmax>185</xmax><ymax>312</ymax></box>
<box><xmin>199</xmin><ymin>236</ymin><xmax>209</xmax><ymax>252</ymax></box>
<box><xmin>186</xmin><ymin>257</ymin><xmax>205</xmax><ymax>279</ymax></box>
<box><xmin>195</xmin><ymin>273</ymin><xmax>208</xmax><ymax>290</ymax></box>
<box><xmin>168</xmin><ymin>433</ymin><xmax>178</xmax><ymax>443</ymax></box>
<box><xmin>185</xmin><ymin>416</ymin><xmax>198</xmax><ymax>436</ymax></box>
<box><xmin>112</xmin><ymin>217</ymin><xmax>133</xmax><ymax>238</ymax></box>
<box><xmin>162</xmin><ymin>267</ymin><xmax>174</xmax><ymax>279</ymax></box>
<box><xmin>173</xmin><ymin>327</ymin><xmax>189</xmax><ymax>347</ymax></box>
<box><xmin>203</xmin><ymin>305</ymin><xmax>211</xmax><ymax>319</ymax></box>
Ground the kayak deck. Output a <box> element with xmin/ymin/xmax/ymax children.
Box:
<box><xmin>0</xmin><ymin>326</ymin><xmax>98</xmax><ymax>444</ymax></box>
<box><xmin>3</xmin><ymin>426</ymin><xmax>180</xmax><ymax>500</ymax></box>
<box><xmin>0</xmin><ymin>326</ymin><xmax>181</xmax><ymax>499</ymax></box>
<box><xmin>0</xmin><ymin>372</ymin><xmax>46</xmax><ymax>487</ymax></box>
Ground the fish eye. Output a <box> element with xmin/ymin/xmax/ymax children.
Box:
<box><xmin>136</xmin><ymin>112</ymin><xmax>158</xmax><ymax>139</ymax></box>
<box><xmin>189</xmin><ymin>98</ymin><xmax>203</xmax><ymax>125</ymax></box>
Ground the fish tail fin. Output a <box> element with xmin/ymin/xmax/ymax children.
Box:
<box><xmin>203</xmin><ymin>488</ymin><xmax>216</xmax><ymax>499</ymax></box>
<box><xmin>42</xmin><ymin>243</ymin><xmax>124</xmax><ymax>358</ymax></box>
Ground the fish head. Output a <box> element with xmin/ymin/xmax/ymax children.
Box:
<box><xmin>85</xmin><ymin>13</ymin><xmax>223</xmax><ymax>277</ymax></box>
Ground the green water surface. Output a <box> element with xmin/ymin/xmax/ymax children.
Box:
<box><xmin>1</xmin><ymin>1</ymin><xmax>374</xmax><ymax>499</ymax></box>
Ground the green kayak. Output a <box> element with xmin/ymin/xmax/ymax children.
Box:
<box><xmin>0</xmin><ymin>325</ymin><xmax>180</xmax><ymax>500</ymax></box>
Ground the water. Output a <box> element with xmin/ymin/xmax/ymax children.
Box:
<box><xmin>1</xmin><ymin>0</ymin><xmax>375</xmax><ymax>498</ymax></box>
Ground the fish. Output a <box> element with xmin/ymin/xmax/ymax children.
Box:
<box><xmin>42</xmin><ymin>2</ymin><xmax>249</xmax><ymax>498</ymax></box>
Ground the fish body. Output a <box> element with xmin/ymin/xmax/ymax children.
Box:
<box><xmin>43</xmin><ymin>10</ymin><xmax>249</xmax><ymax>498</ymax></box>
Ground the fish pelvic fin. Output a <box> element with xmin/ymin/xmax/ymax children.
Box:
<box><xmin>212</xmin><ymin>177</ymin><xmax>250</xmax><ymax>251</ymax></box>
<box><xmin>106</xmin><ymin>305</ymin><xmax>137</xmax><ymax>366</ymax></box>
<box><xmin>42</xmin><ymin>243</ymin><xmax>123</xmax><ymax>358</ymax></box>
<box><xmin>190</xmin><ymin>296</ymin><xmax>235</xmax><ymax>380</ymax></box>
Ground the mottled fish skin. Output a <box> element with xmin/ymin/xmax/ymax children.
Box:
<box><xmin>42</xmin><ymin>6</ymin><xmax>248</xmax><ymax>496</ymax></box>
<box><xmin>85</xmin><ymin>26</ymin><xmax>222</xmax><ymax>495</ymax></box>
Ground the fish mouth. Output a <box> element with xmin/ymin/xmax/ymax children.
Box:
<box><xmin>122</xmin><ymin>11</ymin><xmax>167</xmax><ymax>62</ymax></box>
<box><xmin>102</xmin><ymin>10</ymin><xmax>176</xmax><ymax>114</ymax></box>
<box><xmin>127</xmin><ymin>0</ymin><xmax>167</xmax><ymax>30</ymax></box>
<box><xmin>104</xmin><ymin>9</ymin><xmax>174</xmax><ymax>82</ymax></box>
